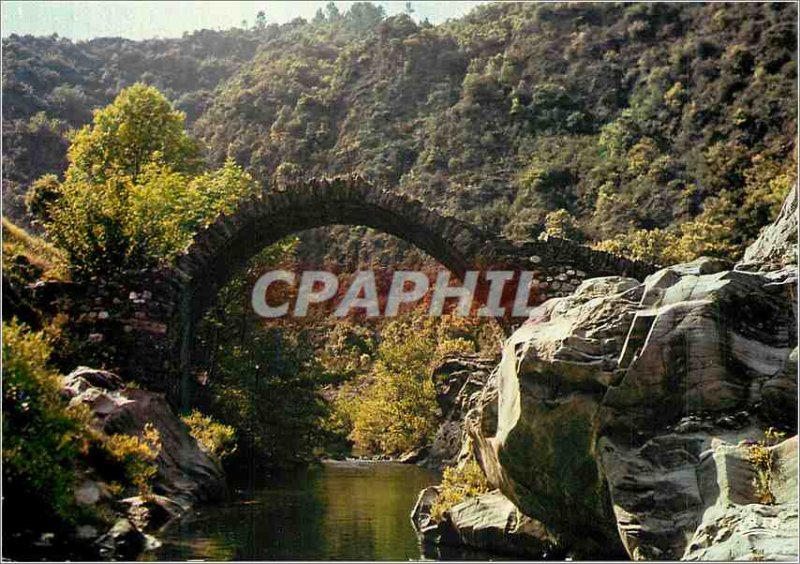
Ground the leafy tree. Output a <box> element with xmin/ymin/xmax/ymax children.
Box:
<box><xmin>65</xmin><ymin>83</ymin><xmax>199</xmax><ymax>184</ymax></box>
<box><xmin>255</xmin><ymin>10</ymin><xmax>267</xmax><ymax>30</ymax></box>
<box><xmin>345</xmin><ymin>309</ymin><xmax>475</xmax><ymax>455</ymax></box>
<box><xmin>38</xmin><ymin>85</ymin><xmax>259</xmax><ymax>276</ymax></box>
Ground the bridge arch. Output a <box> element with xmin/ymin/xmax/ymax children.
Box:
<box><xmin>171</xmin><ymin>175</ymin><xmax>498</xmax><ymax>328</ymax></box>
<box><xmin>55</xmin><ymin>175</ymin><xmax>656</xmax><ymax>400</ymax></box>
<box><xmin>167</xmin><ymin>175</ymin><xmax>504</xmax><ymax>393</ymax></box>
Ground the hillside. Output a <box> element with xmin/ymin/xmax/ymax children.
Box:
<box><xmin>3</xmin><ymin>2</ymin><xmax>797</xmax><ymax>263</ymax></box>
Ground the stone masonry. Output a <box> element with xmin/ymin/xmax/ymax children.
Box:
<box><xmin>30</xmin><ymin>175</ymin><xmax>657</xmax><ymax>403</ymax></box>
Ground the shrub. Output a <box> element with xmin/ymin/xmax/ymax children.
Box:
<box><xmin>182</xmin><ymin>409</ymin><xmax>237</xmax><ymax>461</ymax></box>
<box><xmin>748</xmin><ymin>427</ymin><xmax>786</xmax><ymax>505</ymax></box>
<box><xmin>430</xmin><ymin>459</ymin><xmax>490</xmax><ymax>521</ymax></box>
<box><xmin>103</xmin><ymin>423</ymin><xmax>161</xmax><ymax>499</ymax></box>
<box><xmin>2</xmin><ymin>320</ymin><xmax>92</xmax><ymax>532</ymax></box>
<box><xmin>544</xmin><ymin>209</ymin><xmax>584</xmax><ymax>241</ymax></box>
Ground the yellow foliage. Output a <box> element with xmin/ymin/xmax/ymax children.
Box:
<box><xmin>104</xmin><ymin>423</ymin><xmax>162</xmax><ymax>499</ymax></box>
<box><xmin>346</xmin><ymin>308</ymin><xmax>478</xmax><ymax>455</ymax></box>
<box><xmin>2</xmin><ymin>320</ymin><xmax>93</xmax><ymax>524</ymax></box>
<box><xmin>544</xmin><ymin>208</ymin><xmax>582</xmax><ymax>240</ymax></box>
<box><xmin>748</xmin><ymin>427</ymin><xmax>786</xmax><ymax>505</ymax></box>
<box><xmin>429</xmin><ymin>459</ymin><xmax>490</xmax><ymax>521</ymax></box>
<box><xmin>182</xmin><ymin>409</ymin><xmax>237</xmax><ymax>461</ymax></box>
<box><xmin>2</xmin><ymin>218</ymin><xmax>69</xmax><ymax>281</ymax></box>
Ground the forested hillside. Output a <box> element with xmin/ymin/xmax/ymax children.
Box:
<box><xmin>3</xmin><ymin>2</ymin><xmax>797</xmax><ymax>262</ymax></box>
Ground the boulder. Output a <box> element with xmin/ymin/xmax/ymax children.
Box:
<box><xmin>122</xmin><ymin>495</ymin><xmax>184</xmax><ymax>532</ymax></box>
<box><xmin>424</xmin><ymin>354</ymin><xmax>496</xmax><ymax>470</ymax></box>
<box><xmin>94</xmin><ymin>518</ymin><xmax>147</xmax><ymax>561</ymax></box>
<box><xmin>63</xmin><ymin>367</ymin><xmax>226</xmax><ymax>509</ymax></box>
<box><xmin>467</xmin><ymin>260</ymin><xmax>796</xmax><ymax>559</ymax></box>
<box><xmin>411</xmin><ymin>487</ymin><xmax>556</xmax><ymax>558</ymax></box>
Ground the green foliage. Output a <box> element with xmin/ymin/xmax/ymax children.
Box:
<box><xmin>2</xmin><ymin>113</ymin><xmax>70</xmax><ymax>227</ymax></box>
<box><xmin>748</xmin><ymin>427</ymin><xmax>787</xmax><ymax>505</ymax></box>
<box><xmin>103</xmin><ymin>423</ymin><xmax>162</xmax><ymax>499</ymax></box>
<box><xmin>429</xmin><ymin>459</ymin><xmax>490</xmax><ymax>521</ymax></box>
<box><xmin>592</xmin><ymin>193</ymin><xmax>740</xmax><ymax>266</ymax></box>
<box><xmin>182</xmin><ymin>409</ymin><xmax>237</xmax><ymax>461</ymax></box>
<box><xmin>191</xmin><ymin>239</ymin><xmax>338</xmax><ymax>470</ymax></box>
<box><xmin>316</xmin><ymin>321</ymin><xmax>376</xmax><ymax>383</ymax></box>
<box><xmin>2</xmin><ymin>217</ymin><xmax>68</xmax><ymax>283</ymax></box>
<box><xmin>2</xmin><ymin>320</ymin><xmax>92</xmax><ymax>533</ymax></box>
<box><xmin>65</xmin><ymin>83</ymin><xmax>199</xmax><ymax>184</ymax></box>
<box><xmin>345</xmin><ymin>310</ymin><xmax>476</xmax><ymax>455</ymax></box>
<box><xmin>544</xmin><ymin>209</ymin><xmax>583</xmax><ymax>241</ymax></box>
<box><xmin>38</xmin><ymin>85</ymin><xmax>260</xmax><ymax>276</ymax></box>
<box><xmin>4</xmin><ymin>4</ymin><xmax>796</xmax><ymax>267</ymax></box>
<box><xmin>26</xmin><ymin>174</ymin><xmax>61</xmax><ymax>225</ymax></box>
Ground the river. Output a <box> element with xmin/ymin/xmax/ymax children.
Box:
<box><xmin>144</xmin><ymin>460</ymin><xmax>494</xmax><ymax>561</ymax></box>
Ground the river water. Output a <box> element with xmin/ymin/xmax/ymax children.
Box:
<box><xmin>146</xmin><ymin>460</ymin><xmax>455</xmax><ymax>561</ymax></box>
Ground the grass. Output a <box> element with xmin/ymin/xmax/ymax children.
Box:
<box><xmin>2</xmin><ymin>218</ymin><xmax>69</xmax><ymax>281</ymax></box>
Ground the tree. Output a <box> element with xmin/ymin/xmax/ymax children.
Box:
<box><xmin>325</xmin><ymin>1</ymin><xmax>341</xmax><ymax>21</ymax></box>
<box><xmin>39</xmin><ymin>85</ymin><xmax>258</xmax><ymax>276</ymax></box>
<box><xmin>255</xmin><ymin>10</ymin><xmax>267</xmax><ymax>30</ymax></box>
<box><xmin>346</xmin><ymin>310</ymin><xmax>475</xmax><ymax>455</ymax></box>
<box><xmin>65</xmin><ymin>83</ymin><xmax>199</xmax><ymax>185</ymax></box>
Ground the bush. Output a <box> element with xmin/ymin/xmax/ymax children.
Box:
<box><xmin>430</xmin><ymin>459</ymin><xmax>490</xmax><ymax>521</ymax></box>
<box><xmin>182</xmin><ymin>409</ymin><xmax>237</xmax><ymax>461</ymax></box>
<box><xmin>103</xmin><ymin>423</ymin><xmax>162</xmax><ymax>499</ymax></box>
<box><xmin>2</xmin><ymin>320</ymin><xmax>92</xmax><ymax>533</ymax></box>
<box><xmin>544</xmin><ymin>208</ymin><xmax>584</xmax><ymax>241</ymax></box>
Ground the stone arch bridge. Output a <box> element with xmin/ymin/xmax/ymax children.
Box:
<box><xmin>45</xmin><ymin>175</ymin><xmax>655</xmax><ymax>402</ymax></box>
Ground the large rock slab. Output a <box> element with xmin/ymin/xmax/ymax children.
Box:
<box><xmin>739</xmin><ymin>185</ymin><xmax>797</xmax><ymax>272</ymax></box>
<box><xmin>411</xmin><ymin>487</ymin><xmax>556</xmax><ymax>558</ymax></box>
<box><xmin>468</xmin><ymin>260</ymin><xmax>797</xmax><ymax>559</ymax></box>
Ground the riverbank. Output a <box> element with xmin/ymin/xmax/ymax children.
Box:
<box><xmin>3</xmin><ymin>366</ymin><xmax>226</xmax><ymax>561</ymax></box>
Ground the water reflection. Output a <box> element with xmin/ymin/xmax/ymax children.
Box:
<box><xmin>146</xmin><ymin>460</ymin><xmax>439</xmax><ymax>561</ymax></box>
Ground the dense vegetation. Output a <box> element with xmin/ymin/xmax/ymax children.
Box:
<box><xmin>3</xmin><ymin>2</ymin><xmax>796</xmax><ymax>265</ymax></box>
<box><xmin>2</xmin><ymin>320</ymin><xmax>163</xmax><ymax>557</ymax></box>
<box><xmin>2</xmin><ymin>1</ymin><xmax>797</xmax><ymax>482</ymax></box>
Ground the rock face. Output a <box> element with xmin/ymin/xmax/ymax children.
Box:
<box><xmin>424</xmin><ymin>354</ymin><xmax>496</xmax><ymax>470</ymax></box>
<box><xmin>739</xmin><ymin>185</ymin><xmax>798</xmax><ymax>271</ymax></box>
<box><xmin>468</xmin><ymin>258</ymin><xmax>797</xmax><ymax>559</ymax></box>
<box><xmin>465</xmin><ymin>246</ymin><xmax>799</xmax><ymax>559</ymax></box>
<box><xmin>411</xmin><ymin>487</ymin><xmax>556</xmax><ymax>558</ymax></box>
<box><xmin>61</xmin><ymin>367</ymin><xmax>225</xmax><ymax>557</ymax></box>
<box><xmin>682</xmin><ymin>436</ymin><xmax>798</xmax><ymax>561</ymax></box>
<box><xmin>461</xmin><ymin>187</ymin><xmax>799</xmax><ymax>560</ymax></box>
<box><xmin>416</xmin><ymin>188</ymin><xmax>798</xmax><ymax>560</ymax></box>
